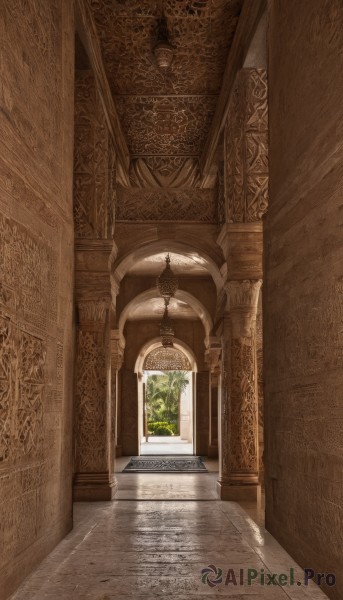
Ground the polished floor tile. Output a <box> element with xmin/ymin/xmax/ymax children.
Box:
<box><xmin>140</xmin><ymin>436</ymin><xmax>193</xmax><ymax>455</ymax></box>
<box><xmin>9</xmin><ymin>471</ymin><xmax>328</xmax><ymax>600</ymax></box>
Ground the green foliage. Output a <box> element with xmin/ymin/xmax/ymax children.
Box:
<box><xmin>148</xmin><ymin>421</ymin><xmax>178</xmax><ymax>435</ymax></box>
<box><xmin>145</xmin><ymin>371</ymin><xmax>189</xmax><ymax>434</ymax></box>
<box><xmin>153</xmin><ymin>425</ymin><xmax>173</xmax><ymax>436</ymax></box>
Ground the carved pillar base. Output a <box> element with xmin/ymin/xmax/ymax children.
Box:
<box><xmin>73</xmin><ymin>473</ymin><xmax>118</xmax><ymax>502</ymax></box>
<box><xmin>217</xmin><ymin>480</ymin><xmax>259</xmax><ymax>501</ymax></box>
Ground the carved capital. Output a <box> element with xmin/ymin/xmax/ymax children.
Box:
<box><xmin>78</xmin><ymin>297</ymin><xmax>111</xmax><ymax>324</ymax></box>
<box><xmin>110</xmin><ymin>330</ymin><xmax>124</xmax><ymax>371</ymax></box>
<box><xmin>205</xmin><ymin>337</ymin><xmax>222</xmax><ymax>374</ymax></box>
<box><xmin>225</xmin><ymin>279</ymin><xmax>262</xmax><ymax>337</ymax></box>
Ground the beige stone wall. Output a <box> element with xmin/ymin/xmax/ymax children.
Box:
<box><xmin>265</xmin><ymin>1</ymin><xmax>343</xmax><ymax>598</ymax></box>
<box><xmin>0</xmin><ymin>3</ymin><xmax>75</xmax><ymax>598</ymax></box>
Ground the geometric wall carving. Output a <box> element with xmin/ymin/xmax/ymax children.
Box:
<box><xmin>225</xmin><ymin>68</ymin><xmax>268</xmax><ymax>222</ymax></box>
<box><xmin>73</xmin><ymin>67</ymin><xmax>117</xmax><ymax>239</ymax></box>
<box><xmin>117</xmin><ymin>185</ymin><xmax>218</xmax><ymax>222</ymax></box>
<box><xmin>75</xmin><ymin>331</ymin><xmax>107</xmax><ymax>472</ymax></box>
<box><xmin>0</xmin><ymin>215</ymin><xmax>57</xmax><ymax>329</ymax></box>
<box><xmin>115</xmin><ymin>95</ymin><xmax>217</xmax><ymax>157</ymax></box>
<box><xmin>229</xmin><ymin>337</ymin><xmax>257</xmax><ymax>473</ymax></box>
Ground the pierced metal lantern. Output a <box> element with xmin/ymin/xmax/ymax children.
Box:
<box><xmin>160</xmin><ymin>305</ymin><xmax>175</xmax><ymax>348</ymax></box>
<box><xmin>156</xmin><ymin>254</ymin><xmax>178</xmax><ymax>303</ymax></box>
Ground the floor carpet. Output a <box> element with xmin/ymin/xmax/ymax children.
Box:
<box><xmin>122</xmin><ymin>456</ymin><xmax>208</xmax><ymax>473</ymax></box>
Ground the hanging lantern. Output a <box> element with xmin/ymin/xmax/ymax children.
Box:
<box><xmin>156</xmin><ymin>254</ymin><xmax>178</xmax><ymax>304</ymax></box>
<box><xmin>153</xmin><ymin>17</ymin><xmax>174</xmax><ymax>70</ymax></box>
<box><xmin>160</xmin><ymin>304</ymin><xmax>175</xmax><ymax>348</ymax></box>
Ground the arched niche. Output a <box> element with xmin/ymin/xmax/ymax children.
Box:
<box><xmin>119</xmin><ymin>288</ymin><xmax>213</xmax><ymax>349</ymax></box>
<box><xmin>112</xmin><ymin>239</ymin><xmax>223</xmax><ymax>294</ymax></box>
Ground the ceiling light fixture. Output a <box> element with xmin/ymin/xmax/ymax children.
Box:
<box><xmin>156</xmin><ymin>253</ymin><xmax>178</xmax><ymax>305</ymax></box>
<box><xmin>157</xmin><ymin>254</ymin><xmax>178</xmax><ymax>348</ymax></box>
<box><xmin>160</xmin><ymin>304</ymin><xmax>175</xmax><ymax>348</ymax></box>
<box><xmin>153</xmin><ymin>3</ymin><xmax>173</xmax><ymax>71</ymax></box>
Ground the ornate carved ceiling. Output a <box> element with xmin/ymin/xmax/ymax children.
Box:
<box><xmin>89</xmin><ymin>0</ymin><xmax>243</xmax><ymax>168</ymax></box>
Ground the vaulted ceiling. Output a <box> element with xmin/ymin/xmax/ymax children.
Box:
<box><xmin>89</xmin><ymin>0</ymin><xmax>243</xmax><ymax>169</ymax></box>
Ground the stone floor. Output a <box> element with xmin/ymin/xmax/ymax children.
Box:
<box><xmin>140</xmin><ymin>436</ymin><xmax>193</xmax><ymax>455</ymax></box>
<box><xmin>10</xmin><ymin>461</ymin><xmax>328</xmax><ymax>600</ymax></box>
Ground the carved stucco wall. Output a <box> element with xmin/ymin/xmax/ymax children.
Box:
<box><xmin>256</xmin><ymin>310</ymin><xmax>263</xmax><ymax>479</ymax></box>
<box><xmin>0</xmin><ymin>2</ymin><xmax>75</xmax><ymax>599</ymax></box>
<box><xmin>224</xmin><ymin>68</ymin><xmax>268</xmax><ymax>223</ymax></box>
<box><xmin>73</xmin><ymin>50</ymin><xmax>116</xmax><ymax>239</ymax></box>
<box><xmin>265</xmin><ymin>1</ymin><xmax>343</xmax><ymax>598</ymax></box>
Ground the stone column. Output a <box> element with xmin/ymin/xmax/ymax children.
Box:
<box><xmin>110</xmin><ymin>329</ymin><xmax>124</xmax><ymax>465</ymax></box>
<box><xmin>217</xmin><ymin>279</ymin><xmax>262</xmax><ymax>500</ymax></box>
<box><xmin>73</xmin><ymin>296</ymin><xmax>117</xmax><ymax>501</ymax></box>
<box><xmin>195</xmin><ymin>371</ymin><xmax>210</xmax><ymax>456</ymax></box>
<box><xmin>205</xmin><ymin>339</ymin><xmax>222</xmax><ymax>458</ymax></box>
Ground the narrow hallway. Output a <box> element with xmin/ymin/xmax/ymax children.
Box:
<box><xmin>10</xmin><ymin>463</ymin><xmax>328</xmax><ymax>600</ymax></box>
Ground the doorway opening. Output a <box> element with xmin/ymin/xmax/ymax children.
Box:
<box><xmin>136</xmin><ymin>344</ymin><xmax>196</xmax><ymax>456</ymax></box>
<box><xmin>141</xmin><ymin>369</ymin><xmax>193</xmax><ymax>456</ymax></box>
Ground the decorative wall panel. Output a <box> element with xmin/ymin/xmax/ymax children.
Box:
<box><xmin>73</xmin><ymin>67</ymin><xmax>116</xmax><ymax>239</ymax></box>
<box><xmin>229</xmin><ymin>338</ymin><xmax>257</xmax><ymax>473</ymax></box>
<box><xmin>75</xmin><ymin>331</ymin><xmax>107</xmax><ymax>472</ymax></box>
<box><xmin>117</xmin><ymin>186</ymin><xmax>217</xmax><ymax>222</ymax></box>
<box><xmin>115</xmin><ymin>95</ymin><xmax>217</xmax><ymax>157</ymax></box>
<box><xmin>225</xmin><ymin>69</ymin><xmax>268</xmax><ymax>222</ymax></box>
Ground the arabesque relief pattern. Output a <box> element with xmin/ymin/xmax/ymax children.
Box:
<box><xmin>220</xmin><ymin>281</ymin><xmax>261</xmax><ymax>486</ymax></box>
<box><xmin>0</xmin><ymin>320</ymin><xmax>46</xmax><ymax>464</ymax></box>
<box><xmin>256</xmin><ymin>311</ymin><xmax>264</xmax><ymax>476</ymax></box>
<box><xmin>115</xmin><ymin>95</ymin><xmax>217</xmax><ymax>157</ymax></box>
<box><xmin>75</xmin><ymin>330</ymin><xmax>107</xmax><ymax>472</ymax></box>
<box><xmin>89</xmin><ymin>0</ymin><xmax>242</xmax><ymax>159</ymax></box>
<box><xmin>117</xmin><ymin>186</ymin><xmax>217</xmax><ymax>222</ymax></box>
<box><xmin>225</xmin><ymin>68</ymin><xmax>268</xmax><ymax>222</ymax></box>
<box><xmin>229</xmin><ymin>337</ymin><xmax>257</xmax><ymax>473</ymax></box>
<box><xmin>144</xmin><ymin>347</ymin><xmax>191</xmax><ymax>371</ymax></box>
<box><xmin>73</xmin><ymin>69</ymin><xmax>117</xmax><ymax>239</ymax></box>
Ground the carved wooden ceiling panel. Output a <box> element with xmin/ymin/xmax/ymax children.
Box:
<box><xmin>89</xmin><ymin>0</ymin><xmax>243</xmax><ymax>159</ymax></box>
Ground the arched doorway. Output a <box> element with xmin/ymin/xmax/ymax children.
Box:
<box><xmin>135</xmin><ymin>339</ymin><xmax>198</xmax><ymax>456</ymax></box>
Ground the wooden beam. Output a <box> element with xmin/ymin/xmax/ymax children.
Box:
<box><xmin>200</xmin><ymin>0</ymin><xmax>267</xmax><ymax>186</ymax></box>
<box><xmin>76</xmin><ymin>0</ymin><xmax>130</xmax><ymax>186</ymax></box>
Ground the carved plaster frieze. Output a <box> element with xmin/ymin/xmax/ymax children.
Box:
<box><xmin>117</xmin><ymin>185</ymin><xmax>217</xmax><ymax>222</ymax></box>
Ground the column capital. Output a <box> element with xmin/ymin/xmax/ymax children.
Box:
<box><xmin>225</xmin><ymin>279</ymin><xmax>262</xmax><ymax>338</ymax></box>
<box><xmin>78</xmin><ymin>296</ymin><xmax>111</xmax><ymax>324</ymax></box>
<box><xmin>110</xmin><ymin>329</ymin><xmax>125</xmax><ymax>371</ymax></box>
<box><xmin>225</xmin><ymin>279</ymin><xmax>262</xmax><ymax>310</ymax></box>
<box><xmin>205</xmin><ymin>337</ymin><xmax>222</xmax><ymax>374</ymax></box>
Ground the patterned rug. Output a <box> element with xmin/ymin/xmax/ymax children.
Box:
<box><xmin>122</xmin><ymin>456</ymin><xmax>207</xmax><ymax>473</ymax></box>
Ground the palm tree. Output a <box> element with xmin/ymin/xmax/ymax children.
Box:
<box><xmin>145</xmin><ymin>371</ymin><xmax>190</xmax><ymax>434</ymax></box>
